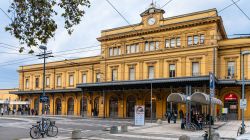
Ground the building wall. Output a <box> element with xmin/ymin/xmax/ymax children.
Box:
<box><xmin>14</xmin><ymin>8</ymin><xmax>250</xmax><ymax>119</ymax></box>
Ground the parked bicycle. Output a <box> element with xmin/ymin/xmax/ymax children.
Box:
<box><xmin>30</xmin><ymin>118</ymin><xmax>58</xmax><ymax>139</ymax></box>
<box><xmin>237</xmin><ymin>124</ymin><xmax>246</xmax><ymax>136</ymax></box>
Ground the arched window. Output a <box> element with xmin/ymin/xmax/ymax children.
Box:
<box><xmin>145</xmin><ymin>95</ymin><xmax>156</xmax><ymax>118</ymax></box>
<box><xmin>126</xmin><ymin>95</ymin><xmax>136</xmax><ymax>118</ymax></box>
<box><xmin>109</xmin><ymin>96</ymin><xmax>118</xmax><ymax>118</ymax></box>
<box><xmin>80</xmin><ymin>96</ymin><xmax>88</xmax><ymax>116</ymax></box>
<box><xmin>55</xmin><ymin>98</ymin><xmax>62</xmax><ymax>115</ymax></box>
<box><xmin>67</xmin><ymin>98</ymin><xmax>74</xmax><ymax>115</ymax></box>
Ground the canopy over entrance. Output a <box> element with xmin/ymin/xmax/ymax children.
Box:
<box><xmin>188</xmin><ymin>92</ymin><xmax>223</xmax><ymax>105</ymax></box>
<box><xmin>167</xmin><ymin>93</ymin><xmax>187</xmax><ymax>103</ymax></box>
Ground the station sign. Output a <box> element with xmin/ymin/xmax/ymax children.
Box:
<box><xmin>209</xmin><ymin>72</ymin><xmax>215</xmax><ymax>97</ymax></box>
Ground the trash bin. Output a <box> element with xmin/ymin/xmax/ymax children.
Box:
<box><xmin>110</xmin><ymin>126</ymin><xmax>118</xmax><ymax>134</ymax></box>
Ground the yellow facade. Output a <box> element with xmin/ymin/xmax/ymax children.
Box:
<box><xmin>11</xmin><ymin>6</ymin><xmax>250</xmax><ymax>120</ymax></box>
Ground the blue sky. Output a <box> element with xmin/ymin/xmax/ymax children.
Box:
<box><xmin>0</xmin><ymin>0</ymin><xmax>249</xmax><ymax>89</ymax></box>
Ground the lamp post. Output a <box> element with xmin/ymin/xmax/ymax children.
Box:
<box><xmin>241</xmin><ymin>50</ymin><xmax>250</xmax><ymax>131</ymax></box>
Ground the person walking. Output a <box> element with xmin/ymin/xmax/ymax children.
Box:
<box><xmin>1</xmin><ymin>107</ymin><xmax>4</xmax><ymax>116</ymax></box>
<box><xmin>179</xmin><ymin>109</ymin><xmax>184</xmax><ymax>119</ymax></box>
<box><xmin>167</xmin><ymin>111</ymin><xmax>172</xmax><ymax>123</ymax></box>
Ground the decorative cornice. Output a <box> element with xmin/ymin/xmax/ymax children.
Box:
<box><xmin>97</xmin><ymin>17</ymin><xmax>221</xmax><ymax>42</ymax></box>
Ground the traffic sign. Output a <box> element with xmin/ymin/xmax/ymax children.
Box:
<box><xmin>40</xmin><ymin>95</ymin><xmax>49</xmax><ymax>103</ymax></box>
<box><xmin>240</xmin><ymin>99</ymin><xmax>247</xmax><ymax>109</ymax></box>
<box><xmin>209</xmin><ymin>72</ymin><xmax>215</xmax><ymax>97</ymax></box>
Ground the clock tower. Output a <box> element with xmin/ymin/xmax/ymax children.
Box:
<box><xmin>140</xmin><ymin>3</ymin><xmax>165</xmax><ymax>27</ymax></box>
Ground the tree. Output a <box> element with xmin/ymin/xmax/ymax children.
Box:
<box><xmin>5</xmin><ymin>0</ymin><xmax>90</xmax><ymax>53</ymax></box>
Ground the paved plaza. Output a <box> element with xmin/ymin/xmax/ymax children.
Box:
<box><xmin>0</xmin><ymin>116</ymin><xmax>249</xmax><ymax>140</ymax></box>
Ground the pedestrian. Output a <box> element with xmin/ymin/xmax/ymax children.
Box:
<box><xmin>1</xmin><ymin>107</ymin><xmax>4</xmax><ymax>116</ymax></box>
<box><xmin>173</xmin><ymin>110</ymin><xmax>177</xmax><ymax>123</ymax></box>
<box><xmin>35</xmin><ymin>110</ymin><xmax>38</xmax><ymax>115</ymax></box>
<box><xmin>167</xmin><ymin>111</ymin><xmax>172</xmax><ymax>123</ymax></box>
<box><xmin>179</xmin><ymin>109</ymin><xmax>184</xmax><ymax>119</ymax></box>
<box><xmin>31</xmin><ymin>109</ymin><xmax>34</xmax><ymax>115</ymax></box>
<box><xmin>181</xmin><ymin>117</ymin><xmax>186</xmax><ymax>129</ymax></box>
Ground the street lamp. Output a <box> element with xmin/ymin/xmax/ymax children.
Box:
<box><xmin>241</xmin><ymin>50</ymin><xmax>250</xmax><ymax>132</ymax></box>
<box><xmin>39</xmin><ymin>45</ymin><xmax>47</xmax><ymax>116</ymax></box>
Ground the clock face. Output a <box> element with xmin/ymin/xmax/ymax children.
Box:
<box><xmin>148</xmin><ymin>17</ymin><xmax>156</xmax><ymax>25</ymax></box>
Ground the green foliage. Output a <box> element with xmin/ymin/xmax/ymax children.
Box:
<box><xmin>5</xmin><ymin>0</ymin><xmax>90</xmax><ymax>51</ymax></box>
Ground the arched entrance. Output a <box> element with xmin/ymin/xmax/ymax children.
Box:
<box><xmin>126</xmin><ymin>95</ymin><xmax>136</xmax><ymax>118</ymax></box>
<box><xmin>93</xmin><ymin>97</ymin><xmax>99</xmax><ymax>117</ymax></box>
<box><xmin>67</xmin><ymin>97</ymin><xmax>74</xmax><ymax>115</ymax></box>
<box><xmin>34</xmin><ymin>98</ymin><xmax>39</xmax><ymax>115</ymax></box>
<box><xmin>109</xmin><ymin>96</ymin><xmax>118</xmax><ymax>118</ymax></box>
<box><xmin>55</xmin><ymin>98</ymin><xmax>62</xmax><ymax>115</ymax></box>
<box><xmin>145</xmin><ymin>95</ymin><xmax>156</xmax><ymax>119</ymax></box>
<box><xmin>224</xmin><ymin>93</ymin><xmax>238</xmax><ymax>120</ymax></box>
<box><xmin>80</xmin><ymin>96</ymin><xmax>88</xmax><ymax>117</ymax></box>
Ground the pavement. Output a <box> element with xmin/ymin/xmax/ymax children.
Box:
<box><xmin>0</xmin><ymin>115</ymin><xmax>248</xmax><ymax>140</ymax></box>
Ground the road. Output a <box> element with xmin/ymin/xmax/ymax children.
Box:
<box><xmin>0</xmin><ymin>116</ymin><xmax>134</xmax><ymax>140</ymax></box>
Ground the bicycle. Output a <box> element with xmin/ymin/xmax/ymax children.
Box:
<box><xmin>30</xmin><ymin>118</ymin><xmax>58</xmax><ymax>139</ymax></box>
<box><xmin>185</xmin><ymin>122</ymin><xmax>200</xmax><ymax>131</ymax></box>
<box><xmin>237</xmin><ymin>124</ymin><xmax>246</xmax><ymax>136</ymax></box>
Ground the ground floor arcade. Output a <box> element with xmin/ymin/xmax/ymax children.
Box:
<box><xmin>13</xmin><ymin>79</ymin><xmax>250</xmax><ymax>120</ymax></box>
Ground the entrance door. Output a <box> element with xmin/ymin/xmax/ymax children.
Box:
<box><xmin>55</xmin><ymin>98</ymin><xmax>62</xmax><ymax>115</ymax></box>
<box><xmin>34</xmin><ymin>99</ymin><xmax>39</xmax><ymax>115</ymax></box>
<box><xmin>109</xmin><ymin>96</ymin><xmax>118</xmax><ymax>118</ymax></box>
<box><xmin>67</xmin><ymin>98</ymin><xmax>74</xmax><ymax>115</ymax></box>
<box><xmin>93</xmin><ymin>97</ymin><xmax>99</xmax><ymax>117</ymax></box>
<box><xmin>145</xmin><ymin>95</ymin><xmax>156</xmax><ymax>119</ymax></box>
<box><xmin>80</xmin><ymin>96</ymin><xmax>87</xmax><ymax>117</ymax></box>
<box><xmin>224</xmin><ymin>93</ymin><xmax>238</xmax><ymax>120</ymax></box>
<box><xmin>126</xmin><ymin>95</ymin><xmax>136</xmax><ymax>118</ymax></box>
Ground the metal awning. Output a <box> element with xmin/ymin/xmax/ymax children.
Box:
<box><xmin>77</xmin><ymin>76</ymin><xmax>209</xmax><ymax>91</ymax></box>
<box><xmin>188</xmin><ymin>92</ymin><xmax>223</xmax><ymax>105</ymax></box>
<box><xmin>9</xmin><ymin>101</ymin><xmax>30</xmax><ymax>105</ymax></box>
<box><xmin>9</xmin><ymin>88</ymin><xmax>81</xmax><ymax>95</ymax></box>
<box><xmin>167</xmin><ymin>93</ymin><xmax>187</xmax><ymax>103</ymax></box>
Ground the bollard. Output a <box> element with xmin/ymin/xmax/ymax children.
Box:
<box><xmin>156</xmin><ymin>119</ymin><xmax>162</xmax><ymax>124</ymax></box>
<box><xmin>121</xmin><ymin>125</ymin><xmax>128</xmax><ymax>132</ymax></box>
<box><xmin>72</xmin><ymin>130</ymin><xmax>82</xmax><ymax>139</ymax></box>
<box><xmin>179</xmin><ymin>135</ymin><xmax>190</xmax><ymax>140</ymax></box>
<box><xmin>110</xmin><ymin>126</ymin><xmax>118</xmax><ymax>134</ymax></box>
<box><xmin>211</xmin><ymin>132</ymin><xmax>220</xmax><ymax>140</ymax></box>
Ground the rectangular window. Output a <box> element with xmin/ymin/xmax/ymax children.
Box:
<box><xmin>194</xmin><ymin>35</ymin><xmax>199</xmax><ymax>45</ymax></box>
<box><xmin>25</xmin><ymin>79</ymin><xmax>29</xmax><ymax>89</ymax></box>
<box><xmin>96</xmin><ymin>73</ymin><xmax>101</xmax><ymax>82</ymax></box>
<box><xmin>170</xmin><ymin>38</ymin><xmax>175</xmax><ymax>48</ymax></box>
<box><xmin>131</xmin><ymin>44</ymin><xmax>136</xmax><ymax>53</ymax></box>
<box><xmin>118</xmin><ymin>47</ymin><xmax>121</xmax><ymax>55</ymax></box>
<box><xmin>176</xmin><ymin>37</ymin><xmax>181</xmax><ymax>47</ymax></box>
<box><xmin>149</xmin><ymin>41</ymin><xmax>154</xmax><ymax>51</ymax></box>
<box><xmin>227</xmin><ymin>61</ymin><xmax>235</xmax><ymax>78</ymax></box>
<box><xmin>188</xmin><ymin>36</ymin><xmax>193</xmax><ymax>46</ymax></box>
<box><xmin>145</xmin><ymin>42</ymin><xmax>149</xmax><ymax>51</ymax></box>
<box><xmin>126</xmin><ymin>45</ymin><xmax>130</xmax><ymax>54</ymax></box>
<box><xmin>69</xmin><ymin>75</ymin><xmax>74</xmax><ymax>86</ymax></box>
<box><xmin>113</xmin><ymin>48</ymin><xmax>118</xmax><ymax>56</ymax></box>
<box><xmin>169</xmin><ymin>64</ymin><xmax>176</xmax><ymax>77</ymax></box>
<box><xmin>165</xmin><ymin>39</ymin><xmax>170</xmax><ymax>48</ymax></box>
<box><xmin>148</xmin><ymin>66</ymin><xmax>154</xmax><ymax>79</ymax></box>
<box><xmin>57</xmin><ymin>76</ymin><xmax>61</xmax><ymax>87</ymax></box>
<box><xmin>109</xmin><ymin>48</ymin><xmax>113</xmax><ymax>56</ymax></box>
<box><xmin>46</xmin><ymin>77</ymin><xmax>50</xmax><ymax>87</ymax></box>
<box><xmin>136</xmin><ymin>44</ymin><xmax>139</xmax><ymax>53</ymax></box>
<box><xmin>192</xmin><ymin>62</ymin><xmax>199</xmax><ymax>76</ymax></box>
<box><xmin>200</xmin><ymin>34</ymin><xmax>205</xmax><ymax>44</ymax></box>
<box><xmin>82</xmin><ymin>74</ymin><xmax>87</xmax><ymax>83</ymax></box>
<box><xmin>112</xmin><ymin>69</ymin><xmax>118</xmax><ymax>81</ymax></box>
<box><xmin>35</xmin><ymin>78</ymin><xmax>39</xmax><ymax>88</ymax></box>
<box><xmin>129</xmin><ymin>68</ymin><xmax>135</xmax><ymax>80</ymax></box>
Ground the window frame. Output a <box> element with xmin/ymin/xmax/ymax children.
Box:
<box><xmin>82</xmin><ymin>74</ymin><xmax>87</xmax><ymax>83</ymax></box>
<box><xmin>227</xmin><ymin>61</ymin><xmax>235</xmax><ymax>78</ymax></box>
<box><xmin>35</xmin><ymin>77</ymin><xmax>39</xmax><ymax>88</ymax></box>
<box><xmin>112</xmin><ymin>69</ymin><xmax>118</xmax><ymax>81</ymax></box>
<box><xmin>96</xmin><ymin>73</ymin><xmax>101</xmax><ymax>82</ymax></box>
<box><xmin>169</xmin><ymin>64</ymin><xmax>176</xmax><ymax>78</ymax></box>
<box><xmin>69</xmin><ymin>74</ymin><xmax>74</xmax><ymax>87</ymax></box>
<box><xmin>25</xmin><ymin>78</ymin><xmax>29</xmax><ymax>89</ymax></box>
<box><xmin>129</xmin><ymin>67</ymin><xmax>135</xmax><ymax>80</ymax></box>
<box><xmin>148</xmin><ymin>66</ymin><xmax>155</xmax><ymax>79</ymax></box>
<box><xmin>187</xmin><ymin>36</ymin><xmax>193</xmax><ymax>46</ymax></box>
<box><xmin>45</xmin><ymin>77</ymin><xmax>50</xmax><ymax>87</ymax></box>
<box><xmin>56</xmin><ymin>76</ymin><xmax>62</xmax><ymax>87</ymax></box>
<box><xmin>192</xmin><ymin>62</ymin><xmax>200</xmax><ymax>76</ymax></box>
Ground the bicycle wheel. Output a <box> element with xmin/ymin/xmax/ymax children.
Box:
<box><xmin>237</xmin><ymin>127</ymin><xmax>241</xmax><ymax>136</ymax></box>
<box><xmin>47</xmin><ymin>125</ymin><xmax>58</xmax><ymax>137</ymax></box>
<box><xmin>30</xmin><ymin>126</ymin><xmax>41</xmax><ymax>139</ymax></box>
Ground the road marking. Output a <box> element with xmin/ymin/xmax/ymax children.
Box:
<box><xmin>112</xmin><ymin>134</ymin><xmax>178</xmax><ymax>140</ymax></box>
